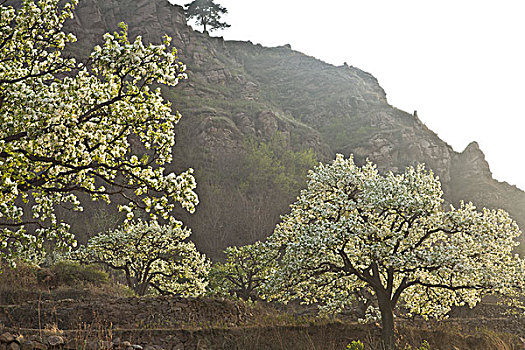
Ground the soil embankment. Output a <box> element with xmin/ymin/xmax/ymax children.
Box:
<box><xmin>0</xmin><ymin>295</ymin><xmax>523</xmax><ymax>349</ymax></box>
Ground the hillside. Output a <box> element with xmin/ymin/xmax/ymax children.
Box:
<box><xmin>61</xmin><ymin>0</ymin><xmax>525</xmax><ymax>257</ymax></box>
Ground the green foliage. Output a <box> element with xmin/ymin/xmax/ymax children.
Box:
<box><xmin>184</xmin><ymin>131</ymin><xmax>318</xmax><ymax>254</ymax></box>
<box><xmin>402</xmin><ymin>340</ymin><xmax>430</xmax><ymax>350</ymax></box>
<box><xmin>417</xmin><ymin>340</ymin><xmax>430</xmax><ymax>350</ymax></box>
<box><xmin>184</xmin><ymin>0</ymin><xmax>230</xmax><ymax>33</ymax></box>
<box><xmin>71</xmin><ymin>220</ymin><xmax>210</xmax><ymax>296</ymax></box>
<box><xmin>346</xmin><ymin>340</ymin><xmax>364</xmax><ymax>350</ymax></box>
<box><xmin>240</xmin><ymin>133</ymin><xmax>317</xmax><ymax>199</ymax></box>
<box><xmin>207</xmin><ymin>241</ymin><xmax>277</xmax><ymax>300</ymax></box>
<box><xmin>0</xmin><ymin>0</ymin><xmax>197</xmax><ymax>264</ymax></box>
<box><xmin>320</xmin><ymin>119</ymin><xmax>374</xmax><ymax>152</ymax></box>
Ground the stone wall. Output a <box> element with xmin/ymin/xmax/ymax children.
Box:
<box><xmin>0</xmin><ymin>297</ymin><xmax>257</xmax><ymax>331</ymax></box>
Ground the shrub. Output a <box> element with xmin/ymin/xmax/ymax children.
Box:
<box><xmin>40</xmin><ymin>261</ymin><xmax>108</xmax><ymax>287</ymax></box>
<box><xmin>346</xmin><ymin>340</ymin><xmax>364</xmax><ymax>350</ymax></box>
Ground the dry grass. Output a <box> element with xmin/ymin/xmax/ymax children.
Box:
<box><xmin>0</xmin><ymin>260</ymin><xmax>132</xmax><ymax>305</ymax></box>
<box><xmin>1</xmin><ymin>262</ymin><xmax>522</xmax><ymax>349</ymax></box>
<box><xmin>397</xmin><ymin>323</ymin><xmax>522</xmax><ymax>350</ymax></box>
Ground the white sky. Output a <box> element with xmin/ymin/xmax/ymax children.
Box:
<box><xmin>170</xmin><ymin>0</ymin><xmax>525</xmax><ymax>190</ymax></box>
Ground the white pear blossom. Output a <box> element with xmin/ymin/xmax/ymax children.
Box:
<box><xmin>0</xmin><ymin>0</ymin><xmax>197</xmax><ymax>262</ymax></box>
<box><xmin>71</xmin><ymin>220</ymin><xmax>210</xmax><ymax>296</ymax></box>
<box><xmin>264</xmin><ymin>154</ymin><xmax>525</xmax><ymax>348</ymax></box>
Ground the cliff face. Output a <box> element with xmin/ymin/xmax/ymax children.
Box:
<box><xmin>63</xmin><ymin>0</ymin><xmax>525</xmax><ymax>255</ymax></box>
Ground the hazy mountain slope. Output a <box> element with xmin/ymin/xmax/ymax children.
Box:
<box><xmin>62</xmin><ymin>0</ymin><xmax>525</xmax><ymax>256</ymax></box>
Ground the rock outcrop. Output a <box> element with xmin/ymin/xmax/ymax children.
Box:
<box><xmin>453</xmin><ymin>141</ymin><xmax>492</xmax><ymax>179</ymax></box>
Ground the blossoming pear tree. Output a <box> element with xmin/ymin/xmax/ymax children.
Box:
<box><xmin>264</xmin><ymin>154</ymin><xmax>525</xmax><ymax>349</ymax></box>
<box><xmin>208</xmin><ymin>241</ymin><xmax>277</xmax><ymax>300</ymax></box>
<box><xmin>0</xmin><ymin>0</ymin><xmax>197</xmax><ymax>262</ymax></box>
<box><xmin>72</xmin><ymin>220</ymin><xmax>210</xmax><ymax>296</ymax></box>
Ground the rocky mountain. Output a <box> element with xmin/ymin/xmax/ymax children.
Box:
<box><xmin>62</xmin><ymin>0</ymin><xmax>525</xmax><ymax>257</ymax></box>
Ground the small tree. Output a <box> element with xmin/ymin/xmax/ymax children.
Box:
<box><xmin>184</xmin><ymin>0</ymin><xmax>230</xmax><ymax>34</ymax></box>
<box><xmin>265</xmin><ymin>155</ymin><xmax>525</xmax><ymax>349</ymax></box>
<box><xmin>208</xmin><ymin>241</ymin><xmax>276</xmax><ymax>300</ymax></box>
<box><xmin>0</xmin><ymin>0</ymin><xmax>197</xmax><ymax>263</ymax></box>
<box><xmin>72</xmin><ymin>220</ymin><xmax>210</xmax><ymax>296</ymax></box>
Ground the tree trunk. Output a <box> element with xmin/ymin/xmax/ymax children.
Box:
<box><xmin>377</xmin><ymin>293</ymin><xmax>396</xmax><ymax>350</ymax></box>
<box><xmin>124</xmin><ymin>267</ymin><xmax>133</xmax><ymax>292</ymax></box>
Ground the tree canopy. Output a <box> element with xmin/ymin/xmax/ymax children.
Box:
<box><xmin>207</xmin><ymin>241</ymin><xmax>276</xmax><ymax>300</ymax></box>
<box><xmin>264</xmin><ymin>154</ymin><xmax>525</xmax><ymax>349</ymax></box>
<box><xmin>72</xmin><ymin>220</ymin><xmax>210</xmax><ymax>296</ymax></box>
<box><xmin>184</xmin><ymin>0</ymin><xmax>230</xmax><ymax>34</ymax></box>
<box><xmin>0</xmin><ymin>0</ymin><xmax>197</xmax><ymax>262</ymax></box>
